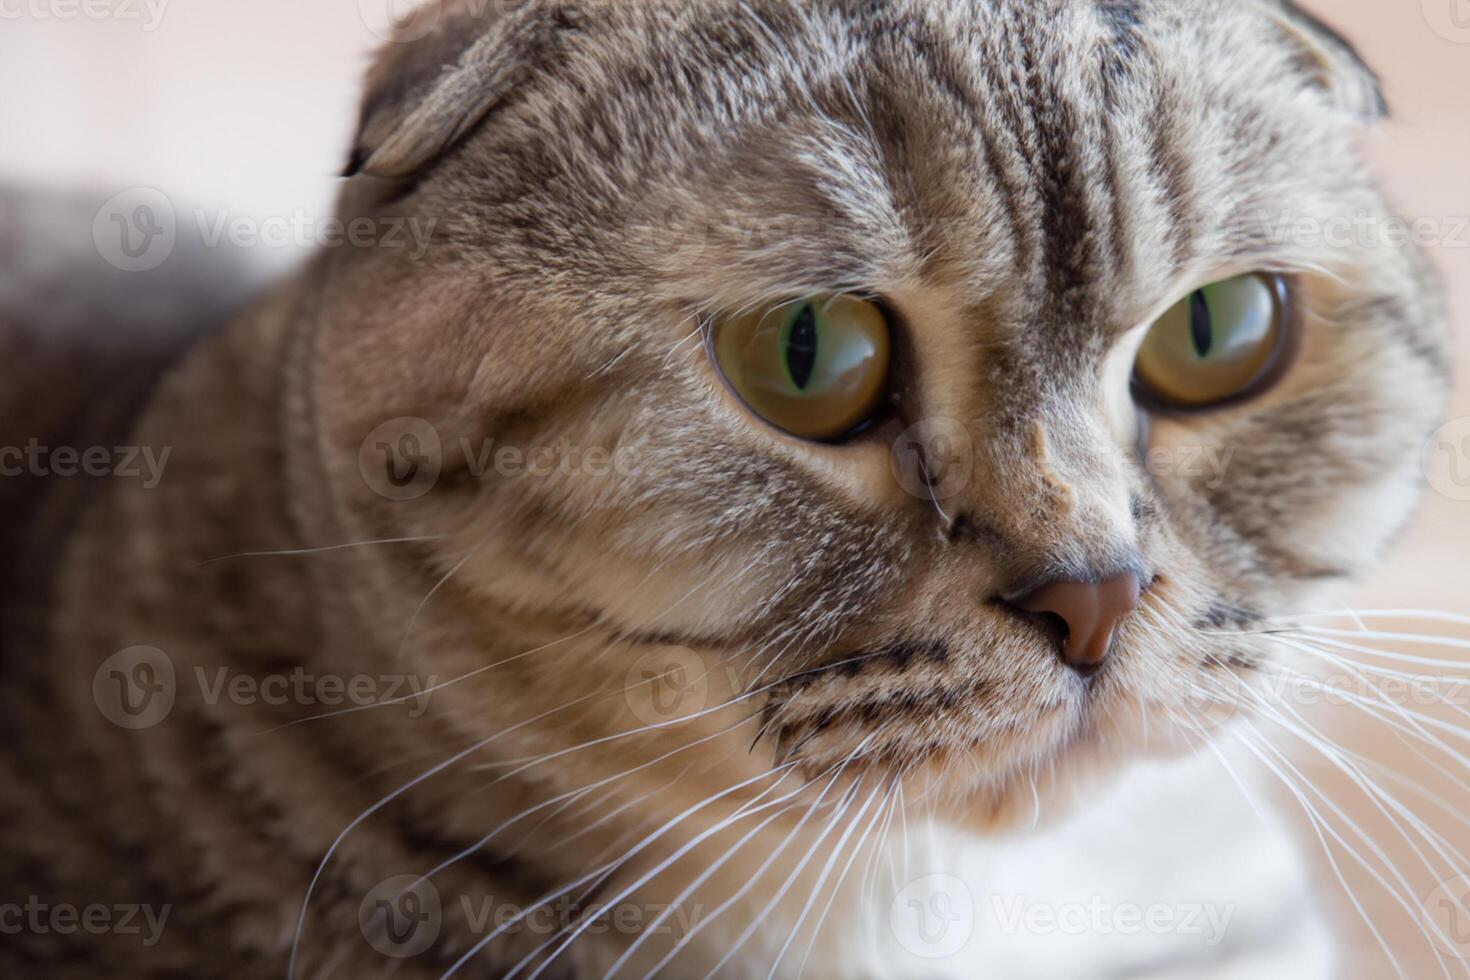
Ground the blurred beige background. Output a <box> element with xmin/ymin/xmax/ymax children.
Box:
<box><xmin>3</xmin><ymin>1</ymin><xmax>1467</xmax><ymax>976</ymax></box>
<box><xmin>1349</xmin><ymin>2</ymin><xmax>1470</xmax><ymax>608</ymax></box>
<box><xmin>1285</xmin><ymin>5</ymin><xmax>1470</xmax><ymax>977</ymax></box>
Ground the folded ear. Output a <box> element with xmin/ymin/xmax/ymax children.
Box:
<box><xmin>1268</xmin><ymin>0</ymin><xmax>1387</xmax><ymax>122</ymax></box>
<box><xmin>345</xmin><ymin>0</ymin><xmax>573</xmax><ymax>180</ymax></box>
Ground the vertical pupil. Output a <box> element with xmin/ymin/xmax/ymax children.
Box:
<box><xmin>1189</xmin><ymin>290</ymin><xmax>1213</xmax><ymax>359</ymax></box>
<box><xmin>785</xmin><ymin>303</ymin><xmax>819</xmax><ymax>390</ymax></box>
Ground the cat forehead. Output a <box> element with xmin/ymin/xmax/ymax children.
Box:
<box><xmin>369</xmin><ymin>0</ymin><xmax>1379</xmax><ymax>319</ymax></box>
<box><xmin>363</xmin><ymin>0</ymin><xmax>1358</xmax><ymax>180</ymax></box>
<box><xmin>502</xmin><ymin>0</ymin><xmax>1357</xmax><ymax>130</ymax></box>
<box><xmin>487</xmin><ymin>4</ymin><xmax>1348</xmax><ymax>284</ymax></box>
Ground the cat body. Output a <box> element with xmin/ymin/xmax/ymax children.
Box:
<box><xmin>0</xmin><ymin>1</ymin><xmax>1448</xmax><ymax>977</ymax></box>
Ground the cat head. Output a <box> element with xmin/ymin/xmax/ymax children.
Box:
<box><xmin>311</xmin><ymin>0</ymin><xmax>1448</xmax><ymax>818</ymax></box>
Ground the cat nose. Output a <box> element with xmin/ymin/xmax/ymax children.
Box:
<box><xmin>1008</xmin><ymin>573</ymin><xmax>1142</xmax><ymax>674</ymax></box>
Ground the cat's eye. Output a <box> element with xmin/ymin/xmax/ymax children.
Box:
<box><xmin>1133</xmin><ymin>273</ymin><xmax>1295</xmax><ymax>411</ymax></box>
<box><xmin>709</xmin><ymin>294</ymin><xmax>892</xmax><ymax>441</ymax></box>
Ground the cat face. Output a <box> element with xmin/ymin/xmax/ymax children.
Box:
<box><xmin>318</xmin><ymin>0</ymin><xmax>1448</xmax><ymax>816</ymax></box>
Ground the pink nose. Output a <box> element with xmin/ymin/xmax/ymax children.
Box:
<box><xmin>1012</xmin><ymin>573</ymin><xmax>1142</xmax><ymax>673</ymax></box>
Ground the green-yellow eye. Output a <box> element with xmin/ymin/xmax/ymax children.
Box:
<box><xmin>710</xmin><ymin>294</ymin><xmax>892</xmax><ymax>441</ymax></box>
<box><xmin>1134</xmin><ymin>273</ymin><xmax>1295</xmax><ymax>410</ymax></box>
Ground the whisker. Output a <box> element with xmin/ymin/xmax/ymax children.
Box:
<box><xmin>765</xmin><ymin>781</ymin><xmax>884</xmax><ymax>979</ymax></box>
<box><xmin>637</xmin><ymin>740</ymin><xmax>875</xmax><ymax>980</ymax></box>
<box><xmin>192</xmin><ymin>534</ymin><xmax>447</xmax><ymax>566</ymax></box>
<box><xmin>441</xmin><ymin>762</ymin><xmax>799</xmax><ymax>979</ymax></box>
<box><xmin>1255</xmin><ymin>721</ymin><xmax>1462</xmax><ymax>978</ymax></box>
<box><xmin>1246</xmin><ymin>675</ymin><xmax>1470</xmax><ymax>881</ymax></box>
<box><xmin>1275</xmin><ymin>609</ymin><xmax>1470</xmax><ymax>629</ymax></box>
<box><xmin>1167</xmin><ymin>648</ymin><xmax>1470</xmax><ymax>976</ymax></box>
<box><xmin>502</xmin><ymin>765</ymin><xmax>821</xmax><ymax>980</ymax></box>
<box><xmin>251</xmin><ymin>622</ymin><xmax>602</xmax><ymax>734</ymax></box>
<box><xmin>422</xmin><ymin>717</ymin><xmax>756</xmax><ymax>902</ymax></box>
<box><xmin>791</xmin><ymin>781</ymin><xmax>894</xmax><ymax>980</ymax></box>
<box><xmin>600</xmin><ymin>777</ymin><xmax>824</xmax><ymax>977</ymax></box>
<box><xmin>509</xmin><ymin>763</ymin><xmax>696</xmax><ymax>861</ymax></box>
<box><xmin>395</xmin><ymin>535</ymin><xmax>489</xmax><ymax>657</ymax></box>
<box><xmin>288</xmin><ymin>728</ymin><xmax>515</xmax><ymax>980</ymax></box>
<box><xmin>1296</xmin><ymin>626</ymin><xmax>1470</xmax><ymax>667</ymax></box>
<box><xmin>1229</xmin><ymin>723</ymin><xmax>1413</xmax><ymax>980</ymax></box>
<box><xmin>697</xmin><ymin>764</ymin><xmax>872</xmax><ymax>980</ymax></box>
<box><xmin>660</xmin><ymin>313</ymin><xmax>706</xmax><ymax>369</ymax></box>
<box><xmin>859</xmin><ymin>777</ymin><xmax>901</xmax><ymax>915</ymax></box>
<box><xmin>286</xmin><ymin>668</ymin><xmax>676</xmax><ymax>979</ymax></box>
<box><xmin>1258</xmin><ymin>639</ymin><xmax>1470</xmax><ymax>752</ymax></box>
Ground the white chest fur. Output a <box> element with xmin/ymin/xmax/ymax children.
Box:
<box><xmin>796</xmin><ymin>747</ymin><xmax>1332</xmax><ymax>980</ymax></box>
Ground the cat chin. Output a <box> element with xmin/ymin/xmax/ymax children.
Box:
<box><xmin>761</xmin><ymin>666</ymin><xmax>1229</xmax><ymax>836</ymax></box>
<box><xmin>943</xmin><ymin>749</ymin><xmax>1127</xmax><ymax>836</ymax></box>
<box><xmin>894</xmin><ymin>705</ymin><xmax>1239</xmax><ymax>838</ymax></box>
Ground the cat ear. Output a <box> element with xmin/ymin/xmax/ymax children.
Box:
<box><xmin>345</xmin><ymin>0</ymin><xmax>572</xmax><ymax>180</ymax></box>
<box><xmin>1268</xmin><ymin>1</ymin><xmax>1388</xmax><ymax>122</ymax></box>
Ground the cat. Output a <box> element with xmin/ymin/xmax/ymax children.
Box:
<box><xmin>0</xmin><ymin>0</ymin><xmax>1450</xmax><ymax>977</ymax></box>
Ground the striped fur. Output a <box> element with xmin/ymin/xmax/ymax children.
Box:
<box><xmin>0</xmin><ymin>1</ymin><xmax>1448</xmax><ymax>976</ymax></box>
